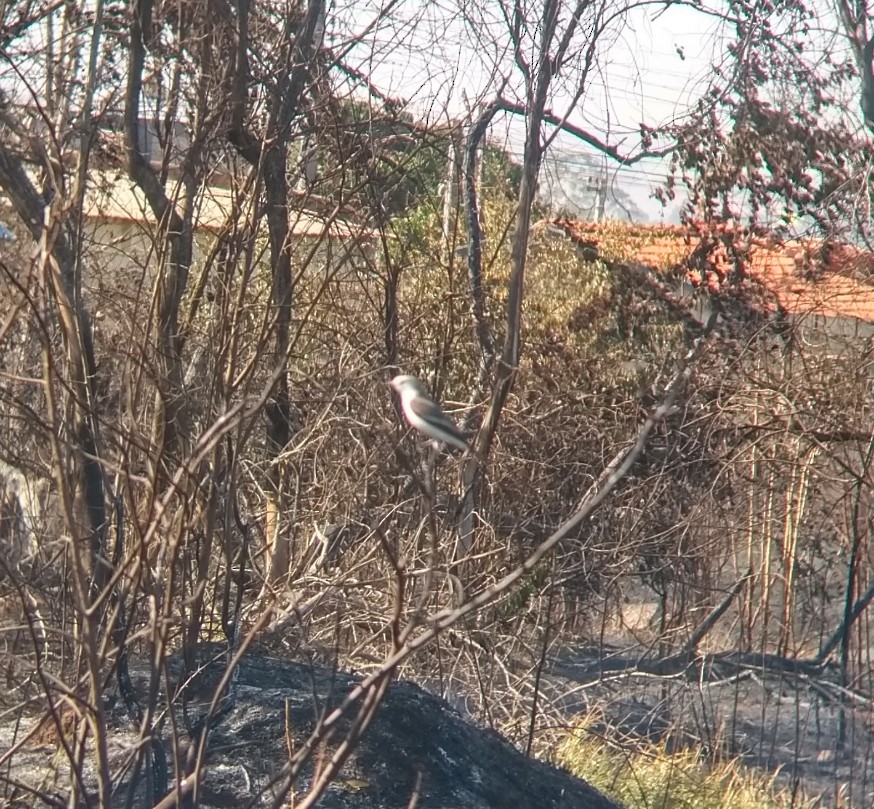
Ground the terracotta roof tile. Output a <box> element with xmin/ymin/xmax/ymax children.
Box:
<box><xmin>554</xmin><ymin>220</ymin><xmax>874</xmax><ymax>323</ymax></box>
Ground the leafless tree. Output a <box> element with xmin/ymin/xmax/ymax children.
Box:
<box><xmin>4</xmin><ymin>0</ymin><xmax>871</xmax><ymax>806</ymax></box>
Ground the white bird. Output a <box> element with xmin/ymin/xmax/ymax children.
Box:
<box><xmin>389</xmin><ymin>375</ymin><xmax>470</xmax><ymax>454</ymax></box>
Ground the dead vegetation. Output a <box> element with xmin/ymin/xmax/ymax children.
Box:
<box><xmin>1</xmin><ymin>0</ymin><xmax>874</xmax><ymax>806</ymax></box>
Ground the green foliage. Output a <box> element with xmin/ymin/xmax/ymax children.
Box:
<box><xmin>482</xmin><ymin>144</ymin><xmax>523</xmax><ymax>198</ymax></box>
<box><xmin>390</xmin><ymin>200</ymin><xmax>444</xmax><ymax>261</ymax></box>
<box><xmin>557</xmin><ymin>721</ymin><xmax>818</xmax><ymax>809</ymax></box>
<box><xmin>519</xmin><ymin>221</ymin><xmax>686</xmax><ymax>394</ymax></box>
<box><xmin>377</xmin><ymin>138</ymin><xmax>522</xmax><ymax>278</ymax></box>
<box><xmin>309</xmin><ymin>97</ymin><xmax>523</xmax><ymax>226</ymax></box>
<box><xmin>495</xmin><ymin>562</ymin><xmax>550</xmax><ymax>622</ymax></box>
<box><xmin>393</xmin><ymin>191</ymin><xmax>690</xmax><ymax>411</ymax></box>
<box><xmin>306</xmin><ymin>97</ymin><xmax>446</xmax><ymax>220</ymax></box>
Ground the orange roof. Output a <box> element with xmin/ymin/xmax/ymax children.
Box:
<box><xmin>555</xmin><ymin>220</ymin><xmax>874</xmax><ymax>323</ymax></box>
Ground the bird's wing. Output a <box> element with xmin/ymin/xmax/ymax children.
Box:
<box><xmin>408</xmin><ymin>393</ymin><xmax>454</xmax><ymax>424</ymax></box>
<box><xmin>410</xmin><ymin>395</ymin><xmax>468</xmax><ymax>442</ymax></box>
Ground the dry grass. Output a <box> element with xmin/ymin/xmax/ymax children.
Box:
<box><xmin>557</xmin><ymin>715</ymin><xmax>820</xmax><ymax>809</ymax></box>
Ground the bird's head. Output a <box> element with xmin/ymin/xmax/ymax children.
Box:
<box><xmin>389</xmin><ymin>375</ymin><xmax>423</xmax><ymax>396</ymax></box>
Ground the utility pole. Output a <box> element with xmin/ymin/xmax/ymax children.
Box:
<box><xmin>586</xmin><ymin>173</ymin><xmax>607</xmax><ymax>221</ymax></box>
<box><xmin>442</xmin><ymin>121</ymin><xmax>464</xmax><ymax>263</ymax></box>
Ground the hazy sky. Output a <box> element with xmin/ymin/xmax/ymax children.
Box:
<box><xmin>3</xmin><ymin>0</ymin><xmax>855</xmax><ymax>223</ymax></box>
<box><xmin>338</xmin><ymin>0</ymin><xmax>855</xmax><ymax>222</ymax></box>
<box><xmin>336</xmin><ymin>0</ymin><xmax>733</xmax><ymax>220</ymax></box>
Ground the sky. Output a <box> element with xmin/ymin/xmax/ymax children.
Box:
<box><xmin>333</xmin><ymin>0</ymin><xmax>731</xmax><ymax>220</ymax></box>
<box><xmin>336</xmin><ymin>0</ymin><xmax>856</xmax><ymax>223</ymax></box>
<box><xmin>1</xmin><ymin>0</ymin><xmax>858</xmax><ymax>224</ymax></box>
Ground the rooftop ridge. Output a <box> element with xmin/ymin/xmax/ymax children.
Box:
<box><xmin>551</xmin><ymin>218</ymin><xmax>874</xmax><ymax>323</ymax></box>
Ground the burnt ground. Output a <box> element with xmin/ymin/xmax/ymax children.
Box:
<box><xmin>0</xmin><ymin>651</ymin><xmax>622</xmax><ymax>809</ymax></box>
<box><xmin>408</xmin><ymin>636</ymin><xmax>874</xmax><ymax>808</ymax></box>
<box><xmin>1</xmin><ymin>634</ymin><xmax>872</xmax><ymax>808</ymax></box>
<box><xmin>535</xmin><ymin>645</ymin><xmax>874</xmax><ymax>808</ymax></box>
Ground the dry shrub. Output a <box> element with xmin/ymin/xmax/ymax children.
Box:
<box><xmin>557</xmin><ymin>713</ymin><xmax>819</xmax><ymax>809</ymax></box>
